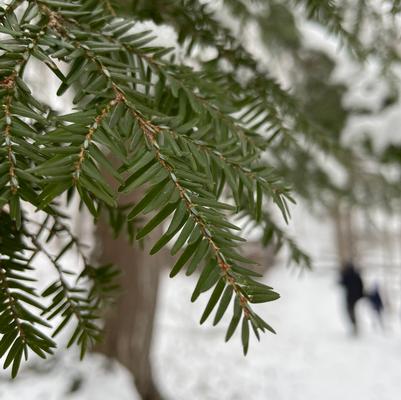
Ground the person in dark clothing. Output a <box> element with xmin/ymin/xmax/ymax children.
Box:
<box><xmin>367</xmin><ymin>283</ymin><xmax>384</xmax><ymax>329</ymax></box>
<box><xmin>339</xmin><ymin>261</ymin><xmax>364</xmax><ymax>334</ymax></box>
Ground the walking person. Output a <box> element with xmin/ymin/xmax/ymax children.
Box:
<box><xmin>339</xmin><ymin>261</ymin><xmax>364</xmax><ymax>335</ymax></box>
<box><xmin>367</xmin><ymin>283</ymin><xmax>385</xmax><ymax>330</ymax></box>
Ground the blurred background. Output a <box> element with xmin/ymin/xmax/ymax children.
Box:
<box><xmin>2</xmin><ymin>0</ymin><xmax>401</xmax><ymax>399</ymax></box>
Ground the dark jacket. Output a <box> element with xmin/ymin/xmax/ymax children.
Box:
<box><xmin>340</xmin><ymin>264</ymin><xmax>364</xmax><ymax>304</ymax></box>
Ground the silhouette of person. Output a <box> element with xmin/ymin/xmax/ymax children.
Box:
<box><xmin>367</xmin><ymin>283</ymin><xmax>384</xmax><ymax>329</ymax></box>
<box><xmin>339</xmin><ymin>261</ymin><xmax>364</xmax><ymax>334</ymax></box>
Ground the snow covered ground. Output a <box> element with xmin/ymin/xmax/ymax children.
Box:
<box><xmin>2</xmin><ymin>262</ymin><xmax>401</xmax><ymax>400</ymax></box>
<box><xmin>152</xmin><ymin>266</ymin><xmax>401</xmax><ymax>400</ymax></box>
<box><xmin>0</xmin><ymin>351</ymin><xmax>140</xmax><ymax>400</ymax></box>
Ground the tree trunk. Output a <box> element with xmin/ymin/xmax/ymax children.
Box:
<box><xmin>332</xmin><ymin>202</ymin><xmax>355</xmax><ymax>265</ymax></box>
<box><xmin>95</xmin><ymin>219</ymin><xmax>164</xmax><ymax>400</ymax></box>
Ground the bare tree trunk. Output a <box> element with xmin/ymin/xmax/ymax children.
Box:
<box><xmin>332</xmin><ymin>202</ymin><xmax>355</xmax><ymax>265</ymax></box>
<box><xmin>95</xmin><ymin>220</ymin><xmax>164</xmax><ymax>400</ymax></box>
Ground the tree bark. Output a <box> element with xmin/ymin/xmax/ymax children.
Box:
<box><xmin>95</xmin><ymin>220</ymin><xmax>164</xmax><ymax>400</ymax></box>
<box><xmin>332</xmin><ymin>202</ymin><xmax>355</xmax><ymax>265</ymax></box>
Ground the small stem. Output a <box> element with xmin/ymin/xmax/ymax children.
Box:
<box><xmin>101</xmin><ymin>0</ymin><xmax>116</xmax><ymax>17</ymax></box>
<box><xmin>73</xmin><ymin>97</ymin><xmax>120</xmax><ymax>182</ymax></box>
<box><xmin>2</xmin><ymin>96</ymin><xmax>18</xmax><ymax>193</ymax></box>
<box><xmin>26</xmin><ymin>215</ymin><xmax>90</xmax><ymax>265</ymax></box>
<box><xmin>30</xmin><ymin>236</ymin><xmax>85</xmax><ymax>326</ymax></box>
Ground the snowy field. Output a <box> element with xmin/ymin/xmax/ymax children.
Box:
<box><xmin>153</xmin><ymin>266</ymin><xmax>401</xmax><ymax>400</ymax></box>
<box><xmin>1</xmin><ymin>264</ymin><xmax>401</xmax><ymax>400</ymax></box>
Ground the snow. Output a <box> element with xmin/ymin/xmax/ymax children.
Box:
<box><xmin>2</xmin><ymin>261</ymin><xmax>401</xmax><ymax>400</ymax></box>
<box><xmin>2</xmin><ymin>200</ymin><xmax>401</xmax><ymax>400</ymax></box>
<box><xmin>0</xmin><ymin>352</ymin><xmax>140</xmax><ymax>400</ymax></box>
<box><xmin>152</xmin><ymin>265</ymin><xmax>401</xmax><ymax>400</ymax></box>
<box><xmin>2</xmin><ymin>187</ymin><xmax>401</xmax><ymax>400</ymax></box>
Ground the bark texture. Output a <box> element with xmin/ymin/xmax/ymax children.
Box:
<box><xmin>333</xmin><ymin>203</ymin><xmax>356</xmax><ymax>264</ymax></box>
<box><xmin>95</xmin><ymin>220</ymin><xmax>164</xmax><ymax>400</ymax></box>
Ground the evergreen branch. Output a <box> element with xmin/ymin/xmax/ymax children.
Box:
<box><xmin>0</xmin><ymin>0</ymin><xmax>24</xmax><ymax>23</ymax></box>
<box><xmin>130</xmin><ymin>110</ymin><xmax>254</xmax><ymax>318</ymax></box>
<box><xmin>0</xmin><ymin>212</ymin><xmax>56</xmax><ymax>377</ymax></box>
<box><xmin>143</xmin><ymin>0</ymin><xmax>297</xmax><ymax>117</ymax></box>
<box><xmin>0</xmin><ymin>23</ymin><xmax>48</xmax><ymax>195</ymax></box>
<box><xmin>292</xmin><ymin>0</ymin><xmax>366</xmax><ymax>58</ymax></box>
<box><xmin>29</xmin><ymin>235</ymin><xmax>102</xmax><ymax>358</ymax></box>
<box><xmin>0</xmin><ymin>265</ymin><xmax>28</xmax><ymax>350</ymax></box>
<box><xmin>58</xmin><ymin>15</ymin><xmax>265</xmax><ymax>153</ymax></box>
<box><xmin>122</xmin><ymin>107</ymin><xmax>281</xmax><ymax>344</ymax></box>
<box><xmin>2</xmin><ymin>0</ymin><xmax>387</xmax><ymax>367</ymax></box>
<box><xmin>35</xmin><ymin>0</ymin><xmax>267</xmax><ymax>153</ymax></box>
<box><xmin>36</xmin><ymin>4</ymin><xmax>260</xmax><ymax>194</ymax></box>
<box><xmin>26</xmin><ymin>213</ymin><xmax>119</xmax><ymax>307</ymax></box>
<box><xmin>239</xmin><ymin>207</ymin><xmax>311</xmax><ymax>270</ymax></box>
<box><xmin>39</xmin><ymin>0</ymin><xmax>316</xmax><ymax>170</ymax></box>
<box><xmin>124</xmin><ymin>1</ymin><xmax>325</xmax><ymax>158</ymax></box>
<box><xmin>30</xmin><ymin>237</ymin><xmax>85</xmax><ymax>322</ymax></box>
<box><xmin>131</xmin><ymin>0</ymin><xmax>363</xmax><ymax>158</ymax></box>
<box><xmin>164</xmin><ymin>128</ymin><xmax>293</xmax><ymax>221</ymax></box>
<box><xmin>25</xmin><ymin>214</ymin><xmax>91</xmax><ymax>264</ymax></box>
<box><xmin>29</xmin><ymin>2</ymin><xmax>284</xmax><ymax>346</ymax></box>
